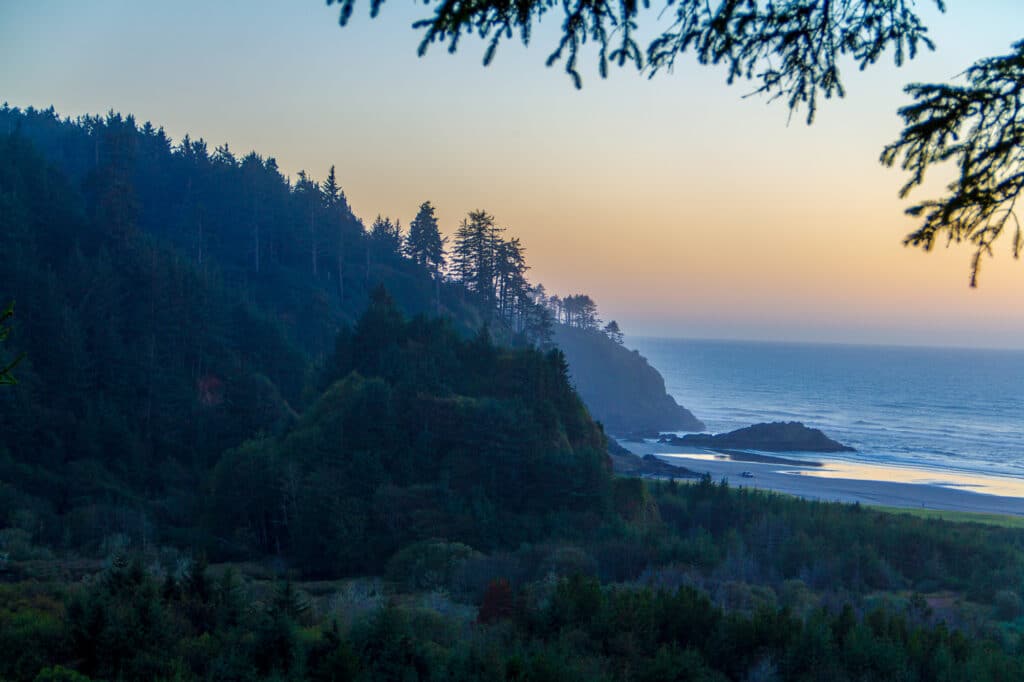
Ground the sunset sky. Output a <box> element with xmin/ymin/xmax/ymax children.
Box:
<box><xmin>3</xmin><ymin>1</ymin><xmax>1023</xmax><ymax>348</ymax></box>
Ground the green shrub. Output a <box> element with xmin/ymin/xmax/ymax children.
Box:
<box><xmin>386</xmin><ymin>540</ymin><xmax>479</xmax><ymax>591</ymax></box>
<box><xmin>994</xmin><ymin>589</ymin><xmax>1022</xmax><ymax>621</ymax></box>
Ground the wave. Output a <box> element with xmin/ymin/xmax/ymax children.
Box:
<box><xmin>634</xmin><ymin>336</ymin><xmax>1024</xmax><ymax>481</ymax></box>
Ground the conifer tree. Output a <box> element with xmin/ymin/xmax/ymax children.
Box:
<box><xmin>495</xmin><ymin>237</ymin><xmax>528</xmax><ymax>324</ymax></box>
<box><xmin>240</xmin><ymin>152</ymin><xmax>266</xmax><ymax>273</ymax></box>
<box><xmin>405</xmin><ymin>201</ymin><xmax>445</xmax><ymax>271</ymax></box>
<box><xmin>882</xmin><ymin>39</ymin><xmax>1024</xmax><ymax>285</ymax></box>
<box><xmin>323</xmin><ymin>165</ymin><xmax>348</xmax><ymax>297</ymax></box>
<box><xmin>322</xmin><ymin>165</ymin><xmax>342</xmax><ymax>208</ymax></box>
<box><xmin>326</xmin><ymin>1</ymin><xmax>1024</xmax><ymax>283</ymax></box>
<box><xmin>86</xmin><ymin>112</ymin><xmax>140</xmax><ymax>246</ymax></box>
<box><xmin>452</xmin><ymin>210</ymin><xmax>502</xmax><ymax>310</ymax></box>
<box><xmin>369</xmin><ymin>215</ymin><xmax>403</xmax><ymax>257</ymax></box>
<box><xmin>0</xmin><ymin>301</ymin><xmax>23</xmax><ymax>385</ymax></box>
<box><xmin>406</xmin><ymin>201</ymin><xmax>447</xmax><ymax>311</ymax></box>
<box><xmin>330</xmin><ymin>0</ymin><xmax>940</xmax><ymax>120</ymax></box>
<box><xmin>560</xmin><ymin>294</ymin><xmax>600</xmax><ymax>330</ymax></box>
<box><xmin>603</xmin><ymin>320</ymin><xmax>624</xmax><ymax>344</ymax></box>
<box><xmin>295</xmin><ymin>170</ymin><xmax>323</xmax><ymax>276</ymax></box>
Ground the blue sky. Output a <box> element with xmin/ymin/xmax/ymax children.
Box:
<box><xmin>3</xmin><ymin>1</ymin><xmax>1024</xmax><ymax>348</ymax></box>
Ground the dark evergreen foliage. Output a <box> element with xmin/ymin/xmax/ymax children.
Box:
<box><xmin>325</xmin><ymin>2</ymin><xmax>1024</xmax><ymax>283</ymax></box>
<box><xmin>0</xmin><ymin>107</ymin><xmax>496</xmax><ymax>553</ymax></box>
<box><xmin>328</xmin><ymin>0</ymin><xmax>941</xmax><ymax>119</ymax></box>
<box><xmin>0</xmin><ymin>302</ymin><xmax>23</xmax><ymax>385</ymax></box>
<box><xmin>0</xmin><ymin>104</ymin><xmax>487</xmax><ymax>359</ymax></box>
<box><xmin>208</xmin><ymin>287</ymin><xmax>612</xmax><ymax>575</ymax></box>
<box><xmin>3</xmin><ymin>509</ymin><xmax>1024</xmax><ymax>682</ymax></box>
<box><xmin>405</xmin><ymin>200</ymin><xmax>445</xmax><ymax>272</ymax></box>
<box><xmin>602</xmin><ymin>320</ymin><xmax>624</xmax><ymax>345</ymax></box>
<box><xmin>3</xmin><ymin>102</ymin><xmax>1023</xmax><ymax>681</ymax></box>
<box><xmin>0</xmin><ymin>105</ymin><xmax>639</xmax><ymax>556</ymax></box>
<box><xmin>882</xmin><ymin>39</ymin><xmax>1024</xmax><ymax>285</ymax></box>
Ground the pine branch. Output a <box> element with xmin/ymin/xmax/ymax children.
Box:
<box><xmin>882</xmin><ymin>39</ymin><xmax>1024</xmax><ymax>286</ymax></box>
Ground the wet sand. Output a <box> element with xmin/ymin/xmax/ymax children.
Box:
<box><xmin>625</xmin><ymin>440</ymin><xmax>1024</xmax><ymax>516</ymax></box>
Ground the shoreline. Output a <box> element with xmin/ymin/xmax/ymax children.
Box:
<box><xmin>623</xmin><ymin>440</ymin><xmax>1024</xmax><ymax>517</ymax></box>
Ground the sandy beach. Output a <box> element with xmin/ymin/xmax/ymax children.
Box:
<box><xmin>625</xmin><ymin>440</ymin><xmax>1024</xmax><ymax>517</ymax></box>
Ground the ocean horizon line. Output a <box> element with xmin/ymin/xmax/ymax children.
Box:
<box><xmin>627</xmin><ymin>333</ymin><xmax>1024</xmax><ymax>355</ymax></box>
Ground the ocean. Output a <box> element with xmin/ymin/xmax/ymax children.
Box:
<box><xmin>629</xmin><ymin>337</ymin><xmax>1024</xmax><ymax>480</ymax></box>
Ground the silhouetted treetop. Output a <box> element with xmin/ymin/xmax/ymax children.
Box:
<box><xmin>603</xmin><ymin>320</ymin><xmax>624</xmax><ymax>344</ymax></box>
<box><xmin>405</xmin><ymin>200</ymin><xmax>446</xmax><ymax>272</ymax></box>
<box><xmin>326</xmin><ymin>2</ymin><xmax>1024</xmax><ymax>283</ymax></box>
<box><xmin>0</xmin><ymin>301</ymin><xmax>23</xmax><ymax>385</ymax></box>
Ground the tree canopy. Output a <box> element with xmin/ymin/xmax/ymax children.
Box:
<box><xmin>0</xmin><ymin>301</ymin><xmax>23</xmax><ymax>385</ymax></box>
<box><xmin>328</xmin><ymin>0</ymin><xmax>1023</xmax><ymax>283</ymax></box>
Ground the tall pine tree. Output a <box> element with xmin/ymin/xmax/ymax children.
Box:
<box><xmin>405</xmin><ymin>201</ymin><xmax>446</xmax><ymax>311</ymax></box>
<box><xmin>452</xmin><ymin>210</ymin><xmax>501</xmax><ymax>311</ymax></box>
<box><xmin>0</xmin><ymin>301</ymin><xmax>23</xmax><ymax>385</ymax></box>
<box><xmin>405</xmin><ymin>201</ymin><xmax>445</xmax><ymax>272</ymax></box>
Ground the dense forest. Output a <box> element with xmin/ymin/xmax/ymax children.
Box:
<box><xmin>207</xmin><ymin>287</ymin><xmax>611</xmax><ymax>577</ymax></box>
<box><xmin>3</xmin><ymin>104</ymin><xmax>1024</xmax><ymax>680</ymax></box>
<box><xmin>0</xmin><ymin>104</ymin><xmax>657</xmax><ymax>552</ymax></box>
<box><xmin>4</xmin><ymin>478</ymin><xmax>1024</xmax><ymax>680</ymax></box>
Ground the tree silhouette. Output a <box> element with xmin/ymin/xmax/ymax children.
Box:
<box><xmin>882</xmin><ymin>39</ymin><xmax>1024</xmax><ymax>286</ymax></box>
<box><xmin>405</xmin><ymin>200</ymin><xmax>446</xmax><ymax>272</ymax></box>
<box><xmin>328</xmin><ymin>1</ymin><xmax>1024</xmax><ymax>281</ymax></box>
<box><xmin>559</xmin><ymin>294</ymin><xmax>600</xmax><ymax>330</ymax></box>
<box><xmin>452</xmin><ymin>210</ymin><xmax>502</xmax><ymax>310</ymax></box>
<box><xmin>328</xmin><ymin>0</ymin><xmax>939</xmax><ymax>120</ymax></box>
<box><xmin>323</xmin><ymin>163</ymin><xmax>348</xmax><ymax>294</ymax></box>
<box><xmin>295</xmin><ymin>170</ymin><xmax>323</xmax><ymax>276</ymax></box>
<box><xmin>369</xmin><ymin>215</ymin><xmax>403</xmax><ymax>258</ymax></box>
<box><xmin>0</xmin><ymin>301</ymin><xmax>24</xmax><ymax>385</ymax></box>
<box><xmin>603</xmin><ymin>320</ymin><xmax>624</xmax><ymax>344</ymax></box>
<box><xmin>495</xmin><ymin>237</ymin><xmax>529</xmax><ymax>323</ymax></box>
<box><xmin>322</xmin><ymin>165</ymin><xmax>344</xmax><ymax>209</ymax></box>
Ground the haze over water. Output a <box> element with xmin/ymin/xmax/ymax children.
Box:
<box><xmin>632</xmin><ymin>337</ymin><xmax>1024</xmax><ymax>485</ymax></box>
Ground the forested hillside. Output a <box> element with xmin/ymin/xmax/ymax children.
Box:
<box><xmin>0</xmin><ymin>105</ymin><xmax>492</xmax><ymax>358</ymax></box>
<box><xmin>0</xmin><ymin>105</ymin><xmax>700</xmax><ymax>539</ymax></box>
<box><xmin>0</xmin><ymin>132</ymin><xmax>308</xmax><ymax>550</ymax></box>
<box><xmin>0</xmin><ymin>108</ymin><xmax>615</xmax><ymax>557</ymax></box>
<box><xmin>208</xmin><ymin>288</ymin><xmax>611</xmax><ymax>576</ymax></box>
<box><xmin>4</xmin><ymin>105</ymin><xmax>1024</xmax><ymax>682</ymax></box>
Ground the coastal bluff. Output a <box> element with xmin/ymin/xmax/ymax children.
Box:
<box><xmin>662</xmin><ymin>421</ymin><xmax>854</xmax><ymax>453</ymax></box>
<box><xmin>553</xmin><ymin>325</ymin><xmax>705</xmax><ymax>434</ymax></box>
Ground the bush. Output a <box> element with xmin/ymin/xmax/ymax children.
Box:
<box><xmin>451</xmin><ymin>552</ymin><xmax>526</xmax><ymax>601</ymax></box>
<box><xmin>385</xmin><ymin>540</ymin><xmax>479</xmax><ymax>591</ymax></box>
<box><xmin>994</xmin><ymin>590</ymin><xmax>1021</xmax><ymax>621</ymax></box>
<box><xmin>33</xmin><ymin>667</ymin><xmax>93</xmax><ymax>682</ymax></box>
<box><xmin>478</xmin><ymin>578</ymin><xmax>515</xmax><ymax>624</ymax></box>
<box><xmin>538</xmin><ymin>545</ymin><xmax>598</xmax><ymax>580</ymax></box>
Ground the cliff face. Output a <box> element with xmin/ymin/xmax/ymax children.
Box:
<box><xmin>552</xmin><ymin>325</ymin><xmax>705</xmax><ymax>434</ymax></box>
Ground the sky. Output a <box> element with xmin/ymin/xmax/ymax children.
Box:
<box><xmin>2</xmin><ymin>1</ymin><xmax>1023</xmax><ymax>348</ymax></box>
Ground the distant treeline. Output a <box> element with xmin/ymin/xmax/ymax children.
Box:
<box><xmin>0</xmin><ymin>104</ymin><xmax>625</xmax><ymax>351</ymax></box>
